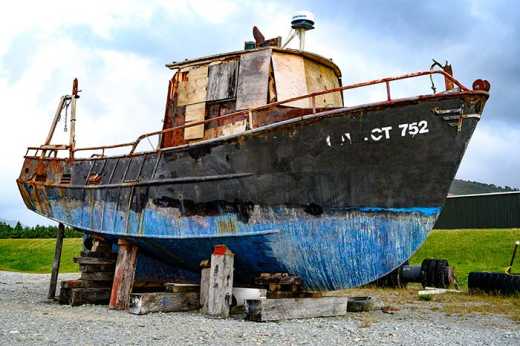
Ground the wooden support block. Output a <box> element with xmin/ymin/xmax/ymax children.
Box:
<box><xmin>79</xmin><ymin>263</ymin><xmax>115</xmax><ymax>273</ymax></box>
<box><xmin>70</xmin><ymin>288</ymin><xmax>111</xmax><ymax>306</ymax></box>
<box><xmin>48</xmin><ymin>223</ymin><xmax>65</xmax><ymax>299</ymax></box>
<box><xmin>80</xmin><ymin>271</ymin><xmax>114</xmax><ymax>282</ymax></box>
<box><xmin>245</xmin><ymin>297</ymin><xmax>349</xmax><ymax>322</ymax></box>
<box><xmin>164</xmin><ymin>283</ymin><xmax>200</xmax><ymax>293</ymax></box>
<box><xmin>109</xmin><ymin>239</ymin><xmax>138</xmax><ymax>310</ymax></box>
<box><xmin>61</xmin><ymin>279</ymin><xmax>112</xmax><ymax>289</ymax></box>
<box><xmin>200</xmin><ymin>268</ymin><xmax>210</xmax><ymax>314</ymax></box>
<box><xmin>59</xmin><ymin>287</ymin><xmax>111</xmax><ymax>306</ymax></box>
<box><xmin>61</xmin><ymin>280</ymin><xmax>83</xmax><ymax>289</ymax></box>
<box><xmin>80</xmin><ymin>250</ymin><xmax>117</xmax><ymax>259</ymax></box>
<box><xmin>207</xmin><ymin>245</ymin><xmax>234</xmax><ymax>318</ymax></box>
<box><xmin>128</xmin><ymin>292</ymin><xmax>200</xmax><ymax>315</ymax></box>
<box><xmin>133</xmin><ymin>281</ymin><xmax>169</xmax><ymax>291</ymax></box>
<box><xmin>74</xmin><ymin>257</ymin><xmax>116</xmax><ymax>265</ymax></box>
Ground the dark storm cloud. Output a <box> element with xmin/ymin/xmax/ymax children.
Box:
<box><xmin>298</xmin><ymin>0</ymin><xmax>520</xmax><ymax>125</ymax></box>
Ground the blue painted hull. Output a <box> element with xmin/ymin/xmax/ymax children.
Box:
<box><xmin>133</xmin><ymin>207</ymin><xmax>439</xmax><ymax>290</ymax></box>
<box><xmin>41</xmin><ymin>195</ymin><xmax>439</xmax><ymax>290</ymax></box>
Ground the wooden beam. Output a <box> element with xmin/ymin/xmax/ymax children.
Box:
<box><xmin>74</xmin><ymin>257</ymin><xmax>116</xmax><ymax>265</ymax></box>
<box><xmin>80</xmin><ymin>271</ymin><xmax>114</xmax><ymax>282</ymax></box>
<box><xmin>70</xmin><ymin>288</ymin><xmax>111</xmax><ymax>306</ymax></box>
<box><xmin>61</xmin><ymin>279</ymin><xmax>111</xmax><ymax>289</ymax></box>
<box><xmin>109</xmin><ymin>239</ymin><xmax>138</xmax><ymax>310</ymax></box>
<box><xmin>207</xmin><ymin>245</ymin><xmax>234</xmax><ymax>318</ymax></box>
<box><xmin>246</xmin><ymin>297</ymin><xmax>349</xmax><ymax>322</ymax></box>
<box><xmin>128</xmin><ymin>292</ymin><xmax>200</xmax><ymax>315</ymax></box>
<box><xmin>47</xmin><ymin>223</ymin><xmax>65</xmax><ymax>300</ymax></box>
<box><xmin>79</xmin><ymin>263</ymin><xmax>115</xmax><ymax>273</ymax></box>
<box><xmin>164</xmin><ymin>283</ymin><xmax>200</xmax><ymax>293</ymax></box>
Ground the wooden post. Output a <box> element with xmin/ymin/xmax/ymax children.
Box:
<box><xmin>207</xmin><ymin>245</ymin><xmax>234</xmax><ymax>318</ymax></box>
<box><xmin>48</xmin><ymin>223</ymin><xmax>65</xmax><ymax>299</ymax></box>
<box><xmin>109</xmin><ymin>239</ymin><xmax>138</xmax><ymax>310</ymax></box>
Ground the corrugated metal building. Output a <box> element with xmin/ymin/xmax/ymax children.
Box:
<box><xmin>434</xmin><ymin>191</ymin><xmax>520</xmax><ymax>229</ymax></box>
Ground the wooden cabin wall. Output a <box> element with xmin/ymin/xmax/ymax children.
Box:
<box><xmin>207</xmin><ymin>60</ymin><xmax>239</xmax><ymax>101</ymax></box>
<box><xmin>177</xmin><ymin>65</ymin><xmax>208</xmax><ymax>141</ymax></box>
<box><xmin>304</xmin><ymin>59</ymin><xmax>343</xmax><ymax>108</ymax></box>
<box><xmin>236</xmin><ymin>49</ymin><xmax>271</xmax><ymax>110</ymax></box>
<box><xmin>271</xmin><ymin>52</ymin><xmax>343</xmax><ymax>109</ymax></box>
<box><xmin>271</xmin><ymin>52</ymin><xmax>310</xmax><ymax>108</ymax></box>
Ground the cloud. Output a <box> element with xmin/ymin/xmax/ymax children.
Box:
<box><xmin>457</xmin><ymin>120</ymin><xmax>520</xmax><ymax>187</ymax></box>
<box><xmin>1</xmin><ymin>0</ymin><xmax>519</xmax><ymax>225</ymax></box>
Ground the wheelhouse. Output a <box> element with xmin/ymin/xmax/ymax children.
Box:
<box><xmin>160</xmin><ymin>47</ymin><xmax>344</xmax><ymax>148</ymax></box>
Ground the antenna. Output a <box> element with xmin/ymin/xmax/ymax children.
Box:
<box><xmin>283</xmin><ymin>11</ymin><xmax>315</xmax><ymax>50</ymax></box>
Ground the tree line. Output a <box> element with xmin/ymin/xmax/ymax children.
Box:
<box><xmin>0</xmin><ymin>221</ymin><xmax>82</xmax><ymax>238</ymax></box>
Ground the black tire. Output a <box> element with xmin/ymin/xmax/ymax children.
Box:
<box><xmin>468</xmin><ymin>272</ymin><xmax>520</xmax><ymax>295</ymax></box>
<box><xmin>347</xmin><ymin>296</ymin><xmax>373</xmax><ymax>312</ymax></box>
<box><xmin>421</xmin><ymin>259</ymin><xmax>450</xmax><ymax>288</ymax></box>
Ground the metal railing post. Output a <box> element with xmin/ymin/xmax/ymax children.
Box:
<box><xmin>385</xmin><ymin>81</ymin><xmax>391</xmax><ymax>101</ymax></box>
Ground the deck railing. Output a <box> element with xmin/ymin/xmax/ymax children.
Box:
<box><xmin>26</xmin><ymin>69</ymin><xmax>471</xmax><ymax>159</ymax></box>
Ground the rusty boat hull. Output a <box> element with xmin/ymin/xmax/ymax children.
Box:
<box><xmin>17</xmin><ymin>91</ymin><xmax>488</xmax><ymax>290</ymax></box>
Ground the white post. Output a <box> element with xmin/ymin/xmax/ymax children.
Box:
<box><xmin>69</xmin><ymin>79</ymin><xmax>79</xmax><ymax>158</ymax></box>
<box><xmin>297</xmin><ymin>29</ymin><xmax>305</xmax><ymax>50</ymax></box>
<box><xmin>207</xmin><ymin>245</ymin><xmax>234</xmax><ymax>318</ymax></box>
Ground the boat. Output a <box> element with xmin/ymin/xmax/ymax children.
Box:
<box><xmin>16</xmin><ymin>23</ymin><xmax>490</xmax><ymax>290</ymax></box>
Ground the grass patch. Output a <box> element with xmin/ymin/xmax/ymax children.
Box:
<box><xmin>410</xmin><ymin>229</ymin><xmax>520</xmax><ymax>287</ymax></box>
<box><xmin>1</xmin><ymin>228</ymin><xmax>519</xmax><ymax>281</ymax></box>
<box><xmin>0</xmin><ymin>238</ymin><xmax>81</xmax><ymax>273</ymax></box>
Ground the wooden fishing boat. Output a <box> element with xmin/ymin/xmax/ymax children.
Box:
<box><xmin>17</xmin><ymin>36</ymin><xmax>490</xmax><ymax>290</ymax></box>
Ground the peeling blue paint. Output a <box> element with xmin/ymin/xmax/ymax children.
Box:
<box><xmin>38</xmin><ymin>197</ymin><xmax>440</xmax><ymax>290</ymax></box>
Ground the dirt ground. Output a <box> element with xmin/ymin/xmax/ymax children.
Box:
<box><xmin>0</xmin><ymin>271</ymin><xmax>519</xmax><ymax>345</ymax></box>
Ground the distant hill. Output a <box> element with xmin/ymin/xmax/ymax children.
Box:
<box><xmin>449</xmin><ymin>179</ymin><xmax>519</xmax><ymax>196</ymax></box>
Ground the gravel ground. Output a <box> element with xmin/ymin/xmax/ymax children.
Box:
<box><xmin>0</xmin><ymin>271</ymin><xmax>519</xmax><ymax>345</ymax></box>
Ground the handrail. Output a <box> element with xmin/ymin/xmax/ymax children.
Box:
<box><xmin>27</xmin><ymin>69</ymin><xmax>471</xmax><ymax>158</ymax></box>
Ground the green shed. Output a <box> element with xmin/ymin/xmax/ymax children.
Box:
<box><xmin>434</xmin><ymin>191</ymin><xmax>520</xmax><ymax>229</ymax></box>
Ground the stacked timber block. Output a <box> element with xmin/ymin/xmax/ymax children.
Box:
<box><xmin>59</xmin><ymin>239</ymin><xmax>116</xmax><ymax>306</ymax></box>
<box><xmin>254</xmin><ymin>272</ymin><xmax>305</xmax><ymax>298</ymax></box>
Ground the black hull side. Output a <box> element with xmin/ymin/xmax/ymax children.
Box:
<box><xmin>20</xmin><ymin>92</ymin><xmax>485</xmax><ymax>213</ymax></box>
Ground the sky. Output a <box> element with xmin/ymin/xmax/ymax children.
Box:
<box><xmin>1</xmin><ymin>0</ymin><xmax>519</xmax><ymax>225</ymax></box>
